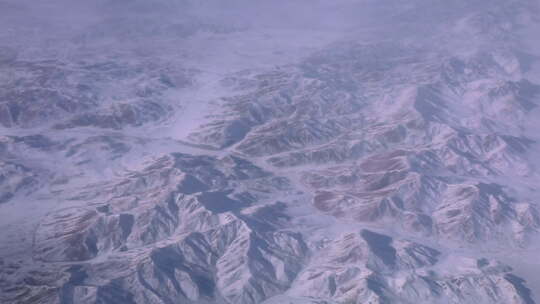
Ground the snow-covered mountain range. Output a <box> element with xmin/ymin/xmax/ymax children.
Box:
<box><xmin>1</xmin><ymin>0</ymin><xmax>540</xmax><ymax>303</ymax></box>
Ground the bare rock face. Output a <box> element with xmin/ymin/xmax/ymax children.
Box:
<box><xmin>2</xmin><ymin>0</ymin><xmax>540</xmax><ymax>303</ymax></box>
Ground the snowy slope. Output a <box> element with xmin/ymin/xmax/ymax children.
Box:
<box><xmin>1</xmin><ymin>0</ymin><xmax>540</xmax><ymax>303</ymax></box>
